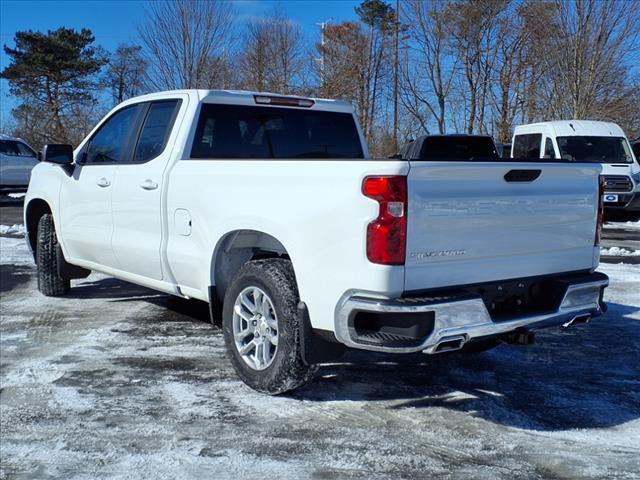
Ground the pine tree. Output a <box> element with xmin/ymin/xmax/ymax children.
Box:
<box><xmin>1</xmin><ymin>27</ymin><xmax>107</xmax><ymax>144</ymax></box>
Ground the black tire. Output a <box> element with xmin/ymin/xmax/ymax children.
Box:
<box><xmin>222</xmin><ymin>258</ymin><xmax>316</xmax><ymax>394</ymax></box>
<box><xmin>36</xmin><ymin>214</ymin><xmax>70</xmax><ymax>297</ymax></box>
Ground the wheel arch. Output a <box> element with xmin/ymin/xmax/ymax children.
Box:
<box><xmin>210</xmin><ymin>229</ymin><xmax>293</xmax><ymax>302</ymax></box>
<box><xmin>25</xmin><ymin>198</ymin><xmax>53</xmax><ymax>261</ymax></box>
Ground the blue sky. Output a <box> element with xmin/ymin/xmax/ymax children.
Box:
<box><xmin>0</xmin><ymin>0</ymin><xmax>362</xmax><ymax>128</ymax></box>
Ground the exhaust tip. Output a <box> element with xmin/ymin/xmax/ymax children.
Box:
<box><xmin>433</xmin><ymin>336</ymin><xmax>466</xmax><ymax>353</ymax></box>
<box><xmin>562</xmin><ymin>314</ymin><xmax>591</xmax><ymax>329</ymax></box>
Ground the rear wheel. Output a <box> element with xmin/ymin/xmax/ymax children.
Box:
<box><xmin>36</xmin><ymin>214</ymin><xmax>70</xmax><ymax>296</ymax></box>
<box><xmin>222</xmin><ymin>258</ymin><xmax>315</xmax><ymax>394</ymax></box>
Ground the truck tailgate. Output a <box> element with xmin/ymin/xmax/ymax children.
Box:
<box><xmin>404</xmin><ymin>162</ymin><xmax>600</xmax><ymax>292</ymax></box>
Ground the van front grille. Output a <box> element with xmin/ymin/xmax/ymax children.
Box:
<box><xmin>602</xmin><ymin>175</ymin><xmax>633</xmax><ymax>192</ymax></box>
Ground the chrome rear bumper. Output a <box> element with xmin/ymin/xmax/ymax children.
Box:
<box><xmin>334</xmin><ymin>274</ymin><xmax>609</xmax><ymax>354</ymax></box>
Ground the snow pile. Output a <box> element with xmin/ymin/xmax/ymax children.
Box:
<box><xmin>0</xmin><ymin>223</ymin><xmax>25</xmax><ymax>236</ymax></box>
<box><xmin>7</xmin><ymin>192</ymin><xmax>26</xmax><ymax>198</ymax></box>
<box><xmin>604</xmin><ymin>220</ymin><xmax>640</xmax><ymax>231</ymax></box>
<box><xmin>600</xmin><ymin>247</ymin><xmax>640</xmax><ymax>257</ymax></box>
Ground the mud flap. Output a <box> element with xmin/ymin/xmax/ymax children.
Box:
<box><xmin>298</xmin><ymin>302</ymin><xmax>346</xmax><ymax>365</ymax></box>
<box><xmin>56</xmin><ymin>245</ymin><xmax>90</xmax><ymax>280</ymax></box>
<box><xmin>208</xmin><ymin>286</ymin><xmax>223</xmax><ymax>326</ymax></box>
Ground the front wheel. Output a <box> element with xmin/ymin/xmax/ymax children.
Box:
<box><xmin>36</xmin><ymin>214</ymin><xmax>70</xmax><ymax>296</ymax></box>
<box><xmin>222</xmin><ymin>258</ymin><xmax>315</xmax><ymax>394</ymax></box>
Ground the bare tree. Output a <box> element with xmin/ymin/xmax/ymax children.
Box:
<box><xmin>356</xmin><ymin>0</ymin><xmax>396</xmax><ymax>140</ymax></box>
<box><xmin>534</xmin><ymin>0</ymin><xmax>639</xmax><ymax>120</ymax></box>
<box><xmin>238</xmin><ymin>9</ymin><xmax>305</xmax><ymax>94</ymax></box>
<box><xmin>489</xmin><ymin>1</ymin><xmax>538</xmax><ymax>142</ymax></box>
<box><xmin>400</xmin><ymin>0</ymin><xmax>456</xmax><ymax>134</ymax></box>
<box><xmin>442</xmin><ymin>0</ymin><xmax>508</xmax><ymax>134</ymax></box>
<box><xmin>104</xmin><ymin>44</ymin><xmax>147</xmax><ymax>105</ymax></box>
<box><xmin>137</xmin><ymin>0</ymin><xmax>234</xmax><ymax>90</ymax></box>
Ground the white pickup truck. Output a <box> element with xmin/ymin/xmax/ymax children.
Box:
<box><xmin>25</xmin><ymin>90</ymin><xmax>609</xmax><ymax>394</ymax></box>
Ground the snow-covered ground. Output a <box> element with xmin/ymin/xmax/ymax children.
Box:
<box><xmin>0</xmin><ymin>224</ymin><xmax>25</xmax><ymax>236</ymax></box>
<box><xmin>1</xmin><ymin>236</ymin><xmax>639</xmax><ymax>479</ymax></box>
<box><xmin>600</xmin><ymin>246</ymin><xmax>640</xmax><ymax>257</ymax></box>
<box><xmin>604</xmin><ymin>219</ymin><xmax>640</xmax><ymax>231</ymax></box>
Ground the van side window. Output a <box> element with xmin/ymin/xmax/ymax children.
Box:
<box><xmin>543</xmin><ymin>138</ymin><xmax>556</xmax><ymax>159</ymax></box>
<box><xmin>513</xmin><ymin>134</ymin><xmax>542</xmax><ymax>159</ymax></box>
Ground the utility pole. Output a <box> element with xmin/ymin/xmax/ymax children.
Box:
<box><xmin>393</xmin><ymin>0</ymin><xmax>399</xmax><ymax>153</ymax></box>
<box><xmin>316</xmin><ymin>20</ymin><xmax>330</xmax><ymax>86</ymax></box>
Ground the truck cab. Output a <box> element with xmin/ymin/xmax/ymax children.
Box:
<box><xmin>512</xmin><ymin>121</ymin><xmax>640</xmax><ymax>212</ymax></box>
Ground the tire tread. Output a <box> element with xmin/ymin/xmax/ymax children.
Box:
<box><xmin>36</xmin><ymin>214</ymin><xmax>70</xmax><ymax>297</ymax></box>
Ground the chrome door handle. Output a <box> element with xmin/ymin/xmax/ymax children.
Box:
<box><xmin>140</xmin><ymin>179</ymin><xmax>158</xmax><ymax>190</ymax></box>
<box><xmin>96</xmin><ymin>177</ymin><xmax>111</xmax><ymax>188</ymax></box>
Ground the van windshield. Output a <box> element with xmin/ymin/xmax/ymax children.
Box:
<box><xmin>556</xmin><ymin>136</ymin><xmax>633</xmax><ymax>164</ymax></box>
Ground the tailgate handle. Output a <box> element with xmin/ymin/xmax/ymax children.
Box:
<box><xmin>504</xmin><ymin>169</ymin><xmax>541</xmax><ymax>183</ymax></box>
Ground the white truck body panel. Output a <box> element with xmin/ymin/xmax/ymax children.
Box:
<box><xmin>166</xmin><ymin>159</ymin><xmax>407</xmax><ymax>331</ymax></box>
<box><xmin>59</xmin><ymin>164</ymin><xmax>119</xmax><ymax>268</ymax></box>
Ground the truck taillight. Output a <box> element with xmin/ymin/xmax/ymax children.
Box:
<box><xmin>595</xmin><ymin>175</ymin><xmax>605</xmax><ymax>246</ymax></box>
<box><xmin>362</xmin><ymin>176</ymin><xmax>407</xmax><ymax>265</ymax></box>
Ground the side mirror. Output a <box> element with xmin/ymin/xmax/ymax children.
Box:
<box><xmin>42</xmin><ymin>144</ymin><xmax>74</xmax><ymax>165</ymax></box>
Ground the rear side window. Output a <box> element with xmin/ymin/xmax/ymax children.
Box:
<box><xmin>543</xmin><ymin>138</ymin><xmax>556</xmax><ymax>159</ymax></box>
<box><xmin>418</xmin><ymin>136</ymin><xmax>499</xmax><ymax>161</ymax></box>
<box><xmin>190</xmin><ymin>104</ymin><xmax>363</xmax><ymax>159</ymax></box>
<box><xmin>513</xmin><ymin>134</ymin><xmax>542</xmax><ymax>159</ymax></box>
<box><xmin>134</xmin><ymin>100</ymin><xmax>180</xmax><ymax>163</ymax></box>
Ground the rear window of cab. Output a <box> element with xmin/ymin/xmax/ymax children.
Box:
<box><xmin>190</xmin><ymin>104</ymin><xmax>363</xmax><ymax>159</ymax></box>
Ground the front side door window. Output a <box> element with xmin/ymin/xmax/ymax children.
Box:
<box><xmin>84</xmin><ymin>106</ymin><xmax>139</xmax><ymax>164</ymax></box>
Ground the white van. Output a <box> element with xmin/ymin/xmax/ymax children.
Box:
<box><xmin>512</xmin><ymin>120</ymin><xmax>640</xmax><ymax>212</ymax></box>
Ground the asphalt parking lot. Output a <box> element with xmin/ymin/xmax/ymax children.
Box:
<box><xmin>1</xmin><ymin>197</ymin><xmax>639</xmax><ymax>479</ymax></box>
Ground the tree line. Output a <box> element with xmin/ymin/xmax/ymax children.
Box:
<box><xmin>2</xmin><ymin>0</ymin><xmax>638</xmax><ymax>155</ymax></box>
